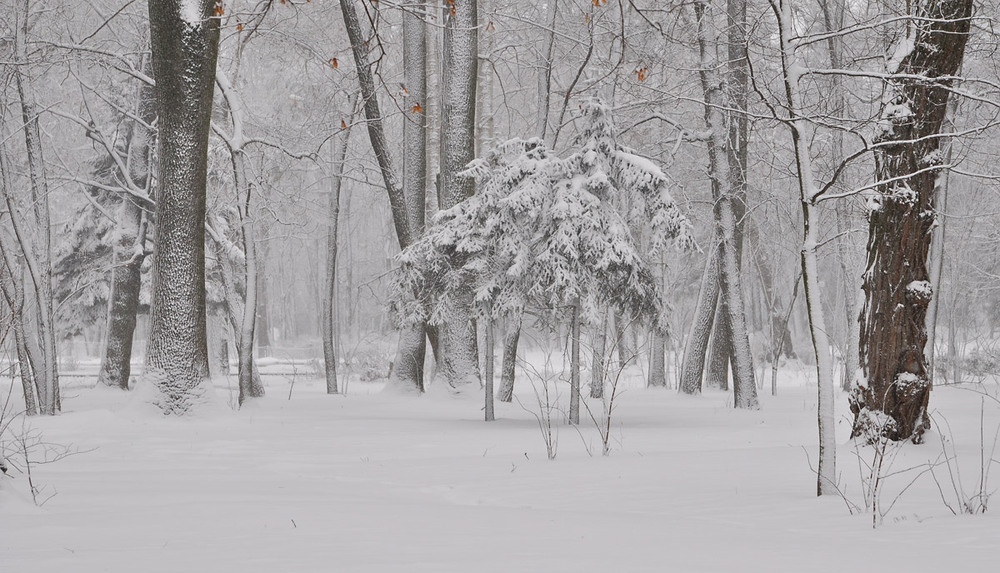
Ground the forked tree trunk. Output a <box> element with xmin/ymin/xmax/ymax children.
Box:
<box><xmin>142</xmin><ymin>0</ymin><xmax>219</xmax><ymax>413</ymax></box>
<box><xmin>853</xmin><ymin>0</ymin><xmax>973</xmax><ymax>443</ymax></box>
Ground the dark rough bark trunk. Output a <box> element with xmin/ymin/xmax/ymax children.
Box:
<box><xmin>99</xmin><ymin>71</ymin><xmax>155</xmax><ymax>391</ymax></box>
<box><xmin>496</xmin><ymin>315</ymin><xmax>520</xmax><ymax>402</ymax></box>
<box><xmin>142</xmin><ymin>1</ymin><xmax>219</xmax><ymax>413</ymax></box>
<box><xmin>437</xmin><ymin>0</ymin><xmax>481</xmax><ymax>390</ymax></box>
<box><xmin>852</xmin><ymin>0</ymin><xmax>973</xmax><ymax>443</ymax></box>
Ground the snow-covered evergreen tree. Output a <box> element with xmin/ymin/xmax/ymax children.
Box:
<box><xmin>392</xmin><ymin>99</ymin><xmax>693</xmax><ymax>417</ymax></box>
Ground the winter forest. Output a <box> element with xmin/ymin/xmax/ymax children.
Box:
<box><xmin>2</xmin><ymin>0</ymin><xmax>1000</xmax><ymax>569</ymax></box>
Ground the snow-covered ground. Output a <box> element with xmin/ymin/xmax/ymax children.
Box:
<box><xmin>2</xmin><ymin>361</ymin><xmax>998</xmax><ymax>572</ymax></box>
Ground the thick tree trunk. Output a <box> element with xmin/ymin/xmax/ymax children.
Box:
<box><xmin>437</xmin><ymin>0</ymin><xmax>481</xmax><ymax>391</ymax></box>
<box><xmin>387</xmin><ymin>2</ymin><xmax>430</xmax><ymax>393</ymax></box>
<box><xmin>141</xmin><ymin>0</ymin><xmax>219</xmax><ymax>413</ymax></box>
<box><xmin>853</xmin><ymin>0</ymin><xmax>973</xmax><ymax>443</ymax></box>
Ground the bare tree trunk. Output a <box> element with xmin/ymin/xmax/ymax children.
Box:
<box><xmin>569</xmin><ymin>303</ymin><xmax>581</xmax><ymax>425</ymax></box>
<box><xmin>484</xmin><ymin>315</ymin><xmax>495</xmax><ymax>421</ymax></box>
<box><xmin>12</xmin><ymin>0</ymin><xmax>58</xmax><ymax>414</ymax></box>
<box><xmin>613</xmin><ymin>311</ymin><xmax>633</xmax><ymax>371</ymax></box>
<box><xmin>437</xmin><ymin>0</ymin><xmax>481</xmax><ymax>391</ymax></box>
<box><xmin>854</xmin><ymin>0</ymin><xmax>973</xmax><ymax>443</ymax></box>
<box><xmin>387</xmin><ymin>1</ymin><xmax>430</xmax><ymax>393</ymax></box>
<box><xmin>322</xmin><ymin>95</ymin><xmax>356</xmax><ymax>395</ymax></box>
<box><xmin>536</xmin><ymin>0</ymin><xmax>558</xmax><ymax>141</ymax></box>
<box><xmin>773</xmin><ymin>0</ymin><xmax>835</xmax><ymax>494</ymax></box>
<box><xmin>648</xmin><ymin>330</ymin><xmax>667</xmax><ymax>388</ymax></box>
<box><xmin>927</xmin><ymin>98</ymin><xmax>957</xmax><ymax>379</ymax></box>
<box><xmin>706</xmin><ymin>303</ymin><xmax>730</xmax><ymax>390</ymax></box>
<box><xmin>0</xmin><ymin>260</ymin><xmax>37</xmax><ymax>414</ymax></box>
<box><xmin>690</xmin><ymin>0</ymin><xmax>757</xmax><ymax>408</ymax></box>
<box><xmin>590</xmin><ymin>310</ymin><xmax>608</xmax><ymax>398</ymax></box>
<box><xmin>680</xmin><ymin>249</ymin><xmax>720</xmax><ymax>394</ymax></box>
<box><xmin>496</xmin><ymin>314</ymin><xmax>520</xmax><ymax>402</ymax></box>
<box><xmin>141</xmin><ymin>0</ymin><xmax>219</xmax><ymax>413</ymax></box>
<box><xmin>99</xmin><ymin>68</ymin><xmax>155</xmax><ymax>391</ymax></box>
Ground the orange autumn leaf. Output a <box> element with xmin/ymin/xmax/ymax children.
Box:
<box><xmin>636</xmin><ymin>67</ymin><xmax>648</xmax><ymax>81</ymax></box>
<box><xmin>329</xmin><ymin>57</ymin><xmax>339</xmax><ymax>69</ymax></box>
<box><xmin>341</xmin><ymin>120</ymin><xmax>348</xmax><ymax>129</ymax></box>
<box><xmin>411</xmin><ymin>103</ymin><xmax>423</xmax><ymax>114</ymax></box>
<box><xmin>236</xmin><ymin>23</ymin><xmax>243</xmax><ymax>31</ymax></box>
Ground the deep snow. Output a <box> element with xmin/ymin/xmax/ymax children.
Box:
<box><xmin>2</xmin><ymin>360</ymin><xmax>998</xmax><ymax>572</ymax></box>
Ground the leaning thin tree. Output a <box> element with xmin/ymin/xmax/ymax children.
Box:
<box><xmin>851</xmin><ymin>0</ymin><xmax>973</xmax><ymax>443</ymax></box>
